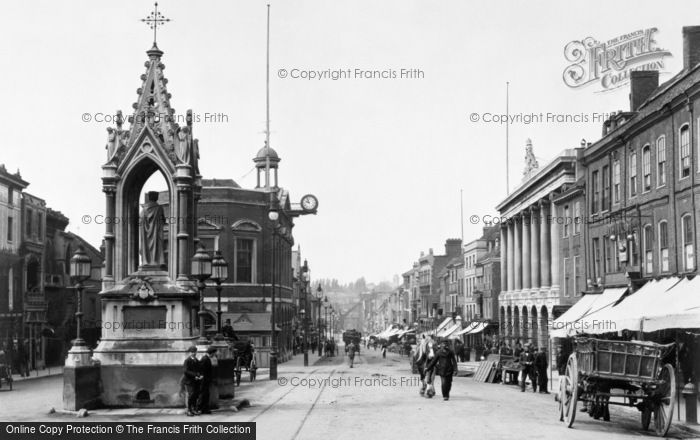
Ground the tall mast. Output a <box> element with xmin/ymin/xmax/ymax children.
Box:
<box><xmin>265</xmin><ymin>4</ymin><xmax>271</xmax><ymax>189</ymax></box>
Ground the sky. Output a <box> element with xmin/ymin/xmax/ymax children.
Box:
<box><xmin>0</xmin><ymin>1</ymin><xmax>696</xmax><ymax>284</ymax></box>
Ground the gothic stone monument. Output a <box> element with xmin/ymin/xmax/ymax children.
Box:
<box><xmin>92</xmin><ymin>43</ymin><xmax>203</xmax><ymax>407</ymax></box>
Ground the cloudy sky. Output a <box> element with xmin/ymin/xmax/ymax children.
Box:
<box><xmin>0</xmin><ymin>1</ymin><xmax>696</xmax><ymax>284</ymax></box>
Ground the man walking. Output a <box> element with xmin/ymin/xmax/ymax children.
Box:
<box><xmin>535</xmin><ymin>346</ymin><xmax>550</xmax><ymax>394</ymax></box>
<box><xmin>183</xmin><ymin>346</ymin><xmax>202</xmax><ymax>416</ymax></box>
<box><xmin>519</xmin><ymin>343</ymin><xmax>537</xmax><ymax>393</ymax></box>
<box><xmin>346</xmin><ymin>340</ymin><xmax>357</xmax><ymax>368</ymax></box>
<box><xmin>198</xmin><ymin>346</ymin><xmax>217</xmax><ymax>414</ymax></box>
<box><xmin>426</xmin><ymin>340</ymin><xmax>458</xmax><ymax>401</ymax></box>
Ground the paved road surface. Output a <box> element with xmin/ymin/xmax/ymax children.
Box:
<box><xmin>0</xmin><ymin>347</ymin><xmax>697</xmax><ymax>440</ymax></box>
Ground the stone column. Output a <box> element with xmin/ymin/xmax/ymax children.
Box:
<box><xmin>540</xmin><ymin>201</ymin><xmax>551</xmax><ymax>288</ymax></box>
<box><xmin>103</xmin><ymin>187</ymin><xmax>116</xmax><ymax>280</ymax></box>
<box><xmin>507</xmin><ymin>221</ymin><xmax>514</xmax><ymax>292</ymax></box>
<box><xmin>500</xmin><ymin>226</ymin><xmax>508</xmax><ymax>293</ymax></box>
<box><xmin>514</xmin><ymin>216</ymin><xmax>522</xmax><ymax>291</ymax></box>
<box><xmin>551</xmin><ymin>203</ymin><xmax>560</xmax><ymax>289</ymax></box>
<box><xmin>522</xmin><ymin>212</ymin><xmax>531</xmax><ymax>290</ymax></box>
<box><xmin>530</xmin><ymin>207</ymin><xmax>540</xmax><ymax>289</ymax></box>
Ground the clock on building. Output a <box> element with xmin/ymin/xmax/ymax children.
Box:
<box><xmin>300</xmin><ymin>194</ymin><xmax>318</xmax><ymax>212</ymax></box>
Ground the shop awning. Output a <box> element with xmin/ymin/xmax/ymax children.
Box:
<box><xmin>549</xmin><ymin>287</ymin><xmax>628</xmax><ymax>338</ymax></box>
<box><xmin>436</xmin><ymin>316</ymin><xmax>458</xmax><ymax>333</ymax></box>
<box><xmin>640</xmin><ymin>277</ymin><xmax>700</xmax><ymax>332</ymax></box>
<box><xmin>437</xmin><ymin>323</ymin><xmax>461</xmax><ymax>338</ymax></box>
<box><xmin>549</xmin><ymin>288</ymin><xmax>626</xmax><ymax>338</ymax></box>
<box><xmin>583</xmin><ymin>277</ymin><xmax>681</xmax><ymax>335</ymax></box>
<box><xmin>455</xmin><ymin>322</ymin><xmax>488</xmax><ymax>336</ymax></box>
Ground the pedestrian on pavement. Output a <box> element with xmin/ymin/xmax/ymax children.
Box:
<box><xmin>183</xmin><ymin>346</ymin><xmax>202</xmax><ymax>416</ymax></box>
<box><xmin>425</xmin><ymin>340</ymin><xmax>458</xmax><ymax>401</ymax></box>
<box><xmin>535</xmin><ymin>346</ymin><xmax>550</xmax><ymax>394</ymax></box>
<box><xmin>381</xmin><ymin>343</ymin><xmax>387</xmax><ymax>358</ymax></box>
<box><xmin>519</xmin><ymin>343</ymin><xmax>536</xmax><ymax>393</ymax></box>
<box><xmin>346</xmin><ymin>341</ymin><xmax>357</xmax><ymax>368</ymax></box>
<box><xmin>197</xmin><ymin>346</ymin><xmax>217</xmax><ymax>414</ymax></box>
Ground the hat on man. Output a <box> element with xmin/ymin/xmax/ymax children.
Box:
<box><xmin>206</xmin><ymin>346</ymin><xmax>218</xmax><ymax>355</ymax></box>
<box><xmin>187</xmin><ymin>346</ymin><xmax>198</xmax><ymax>353</ymax></box>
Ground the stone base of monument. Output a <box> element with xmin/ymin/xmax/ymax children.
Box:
<box><xmin>99</xmin><ymin>364</ymin><xmax>185</xmax><ymax>407</ymax></box>
<box><xmin>63</xmin><ymin>365</ymin><xmax>102</xmax><ymax>411</ymax></box>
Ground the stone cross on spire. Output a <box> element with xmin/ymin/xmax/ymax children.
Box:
<box><xmin>141</xmin><ymin>2</ymin><xmax>171</xmax><ymax>46</ymax></box>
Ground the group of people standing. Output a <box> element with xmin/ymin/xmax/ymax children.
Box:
<box><xmin>413</xmin><ymin>335</ymin><xmax>458</xmax><ymax>401</ymax></box>
<box><xmin>515</xmin><ymin>342</ymin><xmax>550</xmax><ymax>393</ymax></box>
<box><xmin>182</xmin><ymin>346</ymin><xmax>217</xmax><ymax>416</ymax></box>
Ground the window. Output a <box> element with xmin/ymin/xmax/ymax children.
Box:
<box><xmin>682</xmin><ymin>214</ymin><xmax>694</xmax><ymax>271</ymax></box>
<box><xmin>7</xmin><ymin>268</ymin><xmax>13</xmax><ymax>311</ymax></box>
<box><xmin>7</xmin><ymin>216</ymin><xmax>12</xmax><ymax>242</ymax></box>
<box><xmin>629</xmin><ymin>232</ymin><xmax>638</xmax><ymax>267</ymax></box>
<box><xmin>657</xmin><ymin>136</ymin><xmax>666</xmax><ymax>187</ymax></box>
<box><xmin>681</xmin><ymin>124</ymin><xmax>691</xmax><ymax>178</ymax></box>
<box><xmin>613</xmin><ymin>160</ymin><xmax>621</xmax><ymax>203</ymax></box>
<box><xmin>629</xmin><ymin>151</ymin><xmax>638</xmax><ymax>197</ymax></box>
<box><xmin>7</xmin><ymin>188</ymin><xmax>12</xmax><ymax>206</ymax></box>
<box><xmin>642</xmin><ymin>145</ymin><xmax>651</xmax><ymax>191</ymax></box>
<box><xmin>26</xmin><ymin>209</ymin><xmax>32</xmax><ymax>236</ymax></box>
<box><xmin>563</xmin><ymin>205</ymin><xmax>570</xmax><ymax>237</ymax></box>
<box><xmin>563</xmin><ymin>257</ymin><xmax>570</xmax><ymax>296</ymax></box>
<box><xmin>36</xmin><ymin>213</ymin><xmax>42</xmax><ymax>239</ymax></box>
<box><xmin>574</xmin><ymin>201</ymin><xmax>581</xmax><ymax>235</ymax></box>
<box><xmin>659</xmin><ymin>220</ymin><xmax>669</xmax><ymax>272</ymax></box>
<box><xmin>573</xmin><ymin>255</ymin><xmax>581</xmax><ymax>296</ymax></box>
<box><xmin>235</xmin><ymin>238</ymin><xmax>254</xmax><ymax>283</ymax></box>
<box><xmin>592</xmin><ymin>238</ymin><xmax>601</xmax><ymax>280</ymax></box>
<box><xmin>602</xmin><ymin>165</ymin><xmax>610</xmax><ymax>209</ymax></box>
<box><xmin>643</xmin><ymin>224</ymin><xmax>653</xmax><ymax>274</ymax></box>
<box><xmin>591</xmin><ymin>170</ymin><xmax>599</xmax><ymax>213</ymax></box>
<box><xmin>605</xmin><ymin>236</ymin><xmax>613</xmax><ymax>273</ymax></box>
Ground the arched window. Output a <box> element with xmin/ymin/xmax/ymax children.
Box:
<box><xmin>629</xmin><ymin>150</ymin><xmax>638</xmax><ymax>197</ymax></box>
<box><xmin>680</xmin><ymin>124</ymin><xmax>691</xmax><ymax>178</ymax></box>
<box><xmin>643</xmin><ymin>224</ymin><xmax>653</xmax><ymax>274</ymax></box>
<box><xmin>657</xmin><ymin>135</ymin><xmax>666</xmax><ymax>187</ymax></box>
<box><xmin>642</xmin><ymin>145</ymin><xmax>651</xmax><ymax>191</ymax></box>
<box><xmin>682</xmin><ymin>214</ymin><xmax>694</xmax><ymax>271</ymax></box>
<box><xmin>658</xmin><ymin>220</ymin><xmax>669</xmax><ymax>272</ymax></box>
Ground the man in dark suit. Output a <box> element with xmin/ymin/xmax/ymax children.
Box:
<box><xmin>198</xmin><ymin>346</ymin><xmax>217</xmax><ymax>414</ymax></box>
<box><xmin>426</xmin><ymin>340</ymin><xmax>458</xmax><ymax>400</ymax></box>
<box><xmin>520</xmin><ymin>343</ymin><xmax>537</xmax><ymax>393</ymax></box>
<box><xmin>535</xmin><ymin>346</ymin><xmax>550</xmax><ymax>394</ymax></box>
<box><xmin>183</xmin><ymin>346</ymin><xmax>201</xmax><ymax>416</ymax></box>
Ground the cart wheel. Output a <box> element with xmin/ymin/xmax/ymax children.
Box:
<box><xmin>563</xmin><ymin>354</ymin><xmax>578</xmax><ymax>428</ymax></box>
<box><xmin>653</xmin><ymin>363</ymin><xmax>676</xmax><ymax>437</ymax></box>
<box><xmin>641</xmin><ymin>406</ymin><xmax>652</xmax><ymax>431</ymax></box>
<box><xmin>557</xmin><ymin>377</ymin><xmax>565</xmax><ymax>422</ymax></box>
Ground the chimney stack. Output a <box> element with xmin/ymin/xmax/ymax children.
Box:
<box><xmin>629</xmin><ymin>71</ymin><xmax>659</xmax><ymax>111</ymax></box>
<box><xmin>683</xmin><ymin>26</ymin><xmax>700</xmax><ymax>70</ymax></box>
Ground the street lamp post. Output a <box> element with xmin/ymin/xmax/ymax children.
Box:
<box><xmin>191</xmin><ymin>244</ymin><xmax>212</xmax><ymax>346</ymax></box>
<box><xmin>268</xmin><ymin>207</ymin><xmax>281</xmax><ymax>380</ymax></box>
<box><xmin>315</xmin><ymin>284</ymin><xmax>323</xmax><ymax>356</ymax></box>
<box><xmin>301</xmin><ymin>260</ymin><xmax>309</xmax><ymax>367</ymax></box>
<box><xmin>66</xmin><ymin>246</ymin><xmax>92</xmax><ymax>367</ymax></box>
<box><xmin>210</xmin><ymin>250</ymin><xmax>228</xmax><ymax>340</ymax></box>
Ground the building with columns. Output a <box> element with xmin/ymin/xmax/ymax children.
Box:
<box><xmin>496</xmin><ymin>142</ymin><xmax>584</xmax><ymax>348</ymax></box>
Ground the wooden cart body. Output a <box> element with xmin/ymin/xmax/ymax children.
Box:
<box><xmin>558</xmin><ymin>338</ymin><xmax>676</xmax><ymax>437</ymax></box>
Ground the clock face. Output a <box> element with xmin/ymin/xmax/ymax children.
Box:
<box><xmin>301</xmin><ymin>194</ymin><xmax>318</xmax><ymax>211</ymax></box>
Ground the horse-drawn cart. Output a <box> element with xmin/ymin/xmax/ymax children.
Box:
<box><xmin>558</xmin><ymin>337</ymin><xmax>676</xmax><ymax>436</ymax></box>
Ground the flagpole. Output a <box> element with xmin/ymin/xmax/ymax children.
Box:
<box><xmin>460</xmin><ymin>189</ymin><xmax>464</xmax><ymax>243</ymax></box>
<box><xmin>506</xmin><ymin>81</ymin><xmax>510</xmax><ymax>195</ymax></box>
<box><xmin>265</xmin><ymin>4</ymin><xmax>271</xmax><ymax>189</ymax></box>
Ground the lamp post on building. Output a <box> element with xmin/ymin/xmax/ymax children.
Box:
<box><xmin>66</xmin><ymin>246</ymin><xmax>91</xmax><ymax>366</ymax></box>
<box><xmin>191</xmin><ymin>244</ymin><xmax>212</xmax><ymax>346</ymax></box>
